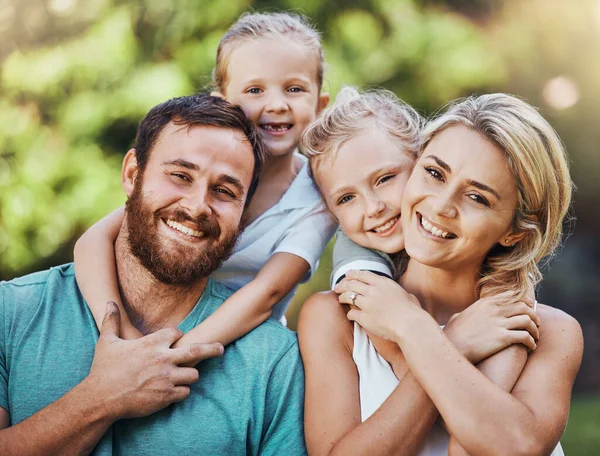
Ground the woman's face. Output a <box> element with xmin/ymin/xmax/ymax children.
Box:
<box><xmin>315</xmin><ymin>125</ymin><xmax>415</xmax><ymax>254</ymax></box>
<box><xmin>402</xmin><ymin>124</ymin><xmax>521</xmax><ymax>270</ymax></box>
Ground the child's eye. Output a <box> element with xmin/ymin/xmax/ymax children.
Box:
<box><xmin>468</xmin><ymin>193</ymin><xmax>490</xmax><ymax>207</ymax></box>
<box><xmin>247</xmin><ymin>87</ymin><xmax>262</xmax><ymax>94</ymax></box>
<box><xmin>288</xmin><ymin>87</ymin><xmax>305</xmax><ymax>93</ymax></box>
<box><xmin>337</xmin><ymin>194</ymin><xmax>355</xmax><ymax>205</ymax></box>
<box><xmin>377</xmin><ymin>174</ymin><xmax>395</xmax><ymax>185</ymax></box>
<box><xmin>424</xmin><ymin>167</ymin><xmax>443</xmax><ymax>181</ymax></box>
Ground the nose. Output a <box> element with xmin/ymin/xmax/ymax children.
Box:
<box><xmin>265</xmin><ymin>91</ymin><xmax>289</xmax><ymax>113</ymax></box>
<box><xmin>365</xmin><ymin>195</ymin><xmax>386</xmax><ymax>218</ymax></box>
<box><xmin>430</xmin><ymin>189</ymin><xmax>457</xmax><ymax>219</ymax></box>
<box><xmin>180</xmin><ymin>186</ymin><xmax>212</xmax><ymax>219</ymax></box>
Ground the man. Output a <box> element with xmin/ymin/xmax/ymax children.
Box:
<box><xmin>0</xmin><ymin>94</ymin><xmax>307</xmax><ymax>455</ymax></box>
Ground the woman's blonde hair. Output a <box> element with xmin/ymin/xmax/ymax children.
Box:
<box><xmin>302</xmin><ymin>86</ymin><xmax>422</xmax><ymax>176</ymax></box>
<box><xmin>214</xmin><ymin>11</ymin><xmax>324</xmax><ymax>93</ymax></box>
<box><xmin>421</xmin><ymin>93</ymin><xmax>573</xmax><ymax>297</ymax></box>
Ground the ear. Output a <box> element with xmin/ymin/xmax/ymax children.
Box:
<box><xmin>499</xmin><ymin>229</ymin><xmax>528</xmax><ymax>247</ymax></box>
<box><xmin>210</xmin><ymin>91</ymin><xmax>226</xmax><ymax>99</ymax></box>
<box><xmin>316</xmin><ymin>92</ymin><xmax>330</xmax><ymax>114</ymax></box>
<box><xmin>122</xmin><ymin>148</ymin><xmax>139</xmax><ymax>197</ymax></box>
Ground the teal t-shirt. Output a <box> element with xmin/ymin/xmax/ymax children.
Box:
<box><xmin>0</xmin><ymin>264</ymin><xmax>307</xmax><ymax>455</ymax></box>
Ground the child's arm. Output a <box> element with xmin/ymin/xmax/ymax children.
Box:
<box><xmin>174</xmin><ymin>252</ymin><xmax>309</xmax><ymax>347</ymax></box>
<box><xmin>331</xmin><ymin>228</ymin><xmax>394</xmax><ymax>288</ymax></box>
<box><xmin>73</xmin><ymin>206</ymin><xmax>142</xmax><ymax>339</ymax></box>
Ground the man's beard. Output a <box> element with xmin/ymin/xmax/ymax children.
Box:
<box><xmin>125</xmin><ymin>179</ymin><xmax>240</xmax><ymax>285</ymax></box>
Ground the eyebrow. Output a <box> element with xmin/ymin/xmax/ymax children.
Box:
<box><xmin>217</xmin><ymin>173</ymin><xmax>245</xmax><ymax>196</ymax></box>
<box><xmin>426</xmin><ymin>155</ymin><xmax>502</xmax><ymax>201</ymax></box>
<box><xmin>164</xmin><ymin>160</ymin><xmax>246</xmax><ymax>196</ymax></box>
<box><xmin>164</xmin><ymin>159</ymin><xmax>199</xmax><ymax>171</ymax></box>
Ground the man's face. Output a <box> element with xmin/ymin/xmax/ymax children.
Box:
<box><xmin>124</xmin><ymin>122</ymin><xmax>254</xmax><ymax>285</ymax></box>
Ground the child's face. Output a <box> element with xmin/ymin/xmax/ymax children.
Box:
<box><xmin>221</xmin><ymin>37</ymin><xmax>329</xmax><ymax>158</ymax></box>
<box><xmin>315</xmin><ymin>126</ymin><xmax>415</xmax><ymax>254</ymax></box>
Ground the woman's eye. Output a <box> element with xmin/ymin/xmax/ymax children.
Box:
<box><xmin>247</xmin><ymin>87</ymin><xmax>262</xmax><ymax>94</ymax></box>
<box><xmin>338</xmin><ymin>194</ymin><xmax>355</xmax><ymax>205</ymax></box>
<box><xmin>468</xmin><ymin>193</ymin><xmax>490</xmax><ymax>206</ymax></box>
<box><xmin>377</xmin><ymin>174</ymin><xmax>395</xmax><ymax>185</ymax></box>
<box><xmin>425</xmin><ymin>167</ymin><xmax>443</xmax><ymax>181</ymax></box>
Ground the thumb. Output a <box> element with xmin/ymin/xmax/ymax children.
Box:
<box><xmin>100</xmin><ymin>301</ymin><xmax>121</xmax><ymax>339</ymax></box>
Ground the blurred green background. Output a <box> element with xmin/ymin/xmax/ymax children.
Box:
<box><xmin>1</xmin><ymin>0</ymin><xmax>599</xmax><ymax>452</ymax></box>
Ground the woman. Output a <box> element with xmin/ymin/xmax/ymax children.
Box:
<box><xmin>299</xmin><ymin>93</ymin><xmax>582</xmax><ymax>455</ymax></box>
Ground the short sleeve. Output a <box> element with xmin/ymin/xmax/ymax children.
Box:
<box><xmin>259</xmin><ymin>341</ymin><xmax>307</xmax><ymax>455</ymax></box>
<box><xmin>0</xmin><ymin>283</ymin><xmax>8</xmax><ymax>411</ymax></box>
<box><xmin>273</xmin><ymin>205</ymin><xmax>337</xmax><ymax>283</ymax></box>
<box><xmin>331</xmin><ymin>229</ymin><xmax>394</xmax><ymax>288</ymax></box>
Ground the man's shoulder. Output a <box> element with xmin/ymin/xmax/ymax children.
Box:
<box><xmin>2</xmin><ymin>263</ymin><xmax>75</xmax><ymax>297</ymax></box>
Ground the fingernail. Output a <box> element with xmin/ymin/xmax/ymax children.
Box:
<box><xmin>218</xmin><ymin>344</ymin><xmax>224</xmax><ymax>355</ymax></box>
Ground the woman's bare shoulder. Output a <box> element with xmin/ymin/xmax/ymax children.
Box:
<box><xmin>298</xmin><ymin>291</ymin><xmax>354</xmax><ymax>351</ymax></box>
<box><xmin>534</xmin><ymin>303</ymin><xmax>583</xmax><ymax>356</ymax></box>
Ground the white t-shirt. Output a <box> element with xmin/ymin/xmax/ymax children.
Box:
<box><xmin>211</xmin><ymin>154</ymin><xmax>337</xmax><ymax>322</ymax></box>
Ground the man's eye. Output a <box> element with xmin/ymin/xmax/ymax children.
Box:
<box><xmin>424</xmin><ymin>167</ymin><xmax>443</xmax><ymax>181</ymax></box>
<box><xmin>215</xmin><ymin>187</ymin><xmax>235</xmax><ymax>198</ymax></box>
<box><xmin>172</xmin><ymin>173</ymin><xmax>190</xmax><ymax>182</ymax></box>
<box><xmin>338</xmin><ymin>195</ymin><xmax>355</xmax><ymax>205</ymax></box>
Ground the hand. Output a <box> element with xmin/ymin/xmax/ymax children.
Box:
<box><xmin>334</xmin><ymin>270</ymin><xmax>425</xmax><ymax>342</ymax></box>
<box><xmin>84</xmin><ymin>302</ymin><xmax>224</xmax><ymax>420</ymax></box>
<box><xmin>444</xmin><ymin>291</ymin><xmax>540</xmax><ymax>364</ymax></box>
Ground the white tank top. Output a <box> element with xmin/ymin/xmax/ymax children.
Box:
<box><xmin>352</xmin><ymin>322</ymin><xmax>565</xmax><ymax>455</ymax></box>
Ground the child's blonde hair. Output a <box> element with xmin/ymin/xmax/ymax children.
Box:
<box><xmin>421</xmin><ymin>93</ymin><xmax>573</xmax><ymax>297</ymax></box>
<box><xmin>214</xmin><ymin>12</ymin><xmax>324</xmax><ymax>93</ymax></box>
<box><xmin>302</xmin><ymin>86</ymin><xmax>422</xmax><ymax>176</ymax></box>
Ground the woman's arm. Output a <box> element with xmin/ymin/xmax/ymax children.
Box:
<box><xmin>73</xmin><ymin>207</ymin><xmax>141</xmax><ymax>339</ymax></box>
<box><xmin>174</xmin><ymin>252</ymin><xmax>308</xmax><ymax>347</ymax></box>
<box><xmin>341</xmin><ymin>271</ymin><xmax>582</xmax><ymax>456</ymax></box>
<box><xmin>298</xmin><ymin>292</ymin><xmax>440</xmax><ymax>456</ymax></box>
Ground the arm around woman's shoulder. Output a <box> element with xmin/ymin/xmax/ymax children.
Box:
<box><xmin>510</xmin><ymin>304</ymin><xmax>583</xmax><ymax>455</ymax></box>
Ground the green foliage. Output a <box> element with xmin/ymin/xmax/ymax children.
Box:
<box><xmin>562</xmin><ymin>396</ymin><xmax>600</xmax><ymax>455</ymax></box>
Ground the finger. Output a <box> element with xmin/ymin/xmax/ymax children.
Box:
<box><xmin>334</xmin><ymin>279</ymin><xmax>370</xmax><ymax>296</ymax></box>
<box><xmin>506</xmin><ymin>315</ymin><xmax>540</xmax><ymax>341</ymax></box>
<box><xmin>346</xmin><ymin>308</ymin><xmax>360</xmax><ymax>323</ymax></box>
<box><xmin>505</xmin><ymin>302</ymin><xmax>541</xmax><ymax>327</ymax></box>
<box><xmin>172</xmin><ymin>343</ymin><xmax>224</xmax><ymax>366</ymax></box>
<box><xmin>506</xmin><ymin>329</ymin><xmax>537</xmax><ymax>352</ymax></box>
<box><xmin>100</xmin><ymin>301</ymin><xmax>120</xmax><ymax>339</ymax></box>
<box><xmin>170</xmin><ymin>366</ymin><xmax>200</xmax><ymax>385</ymax></box>
<box><xmin>344</xmin><ymin>269</ymin><xmax>381</xmax><ymax>285</ymax></box>
<box><xmin>489</xmin><ymin>290</ymin><xmax>520</xmax><ymax>305</ymax></box>
<box><xmin>338</xmin><ymin>291</ymin><xmax>363</xmax><ymax>308</ymax></box>
<box><xmin>168</xmin><ymin>385</ymin><xmax>192</xmax><ymax>404</ymax></box>
<box><xmin>145</xmin><ymin>326</ymin><xmax>184</xmax><ymax>346</ymax></box>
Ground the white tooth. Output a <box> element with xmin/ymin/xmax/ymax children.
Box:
<box><xmin>442</xmin><ymin>231</ymin><xmax>448</xmax><ymax>238</ymax></box>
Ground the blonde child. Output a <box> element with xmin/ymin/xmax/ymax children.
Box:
<box><xmin>74</xmin><ymin>12</ymin><xmax>336</xmax><ymax>344</ymax></box>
